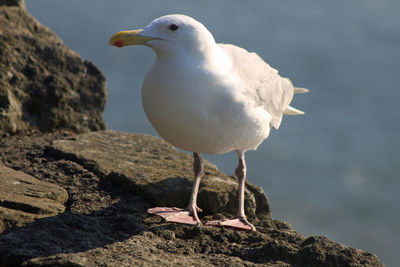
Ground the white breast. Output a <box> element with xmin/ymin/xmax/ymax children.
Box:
<box><xmin>141</xmin><ymin>54</ymin><xmax>271</xmax><ymax>155</ymax></box>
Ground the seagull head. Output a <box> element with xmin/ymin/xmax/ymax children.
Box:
<box><xmin>109</xmin><ymin>14</ymin><xmax>216</xmax><ymax>57</ymax></box>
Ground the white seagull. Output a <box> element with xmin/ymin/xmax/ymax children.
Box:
<box><xmin>109</xmin><ymin>14</ymin><xmax>307</xmax><ymax>231</ymax></box>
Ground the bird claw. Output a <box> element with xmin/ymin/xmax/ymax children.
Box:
<box><xmin>147</xmin><ymin>207</ymin><xmax>202</xmax><ymax>225</ymax></box>
<box><xmin>205</xmin><ymin>217</ymin><xmax>256</xmax><ymax>231</ymax></box>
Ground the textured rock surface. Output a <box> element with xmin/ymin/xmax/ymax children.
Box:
<box><xmin>48</xmin><ymin>130</ymin><xmax>271</xmax><ymax>218</ymax></box>
<box><xmin>0</xmin><ymin>131</ymin><xmax>384</xmax><ymax>267</ymax></box>
<box><xmin>0</xmin><ymin>165</ymin><xmax>67</xmax><ymax>234</ymax></box>
<box><xmin>0</xmin><ymin>0</ymin><xmax>24</xmax><ymax>7</ymax></box>
<box><xmin>0</xmin><ymin>1</ymin><xmax>106</xmax><ymax>133</ymax></box>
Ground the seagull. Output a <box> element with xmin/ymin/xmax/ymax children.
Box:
<box><xmin>109</xmin><ymin>14</ymin><xmax>307</xmax><ymax>231</ymax></box>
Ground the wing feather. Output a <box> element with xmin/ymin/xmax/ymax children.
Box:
<box><xmin>219</xmin><ymin>43</ymin><xmax>299</xmax><ymax>129</ymax></box>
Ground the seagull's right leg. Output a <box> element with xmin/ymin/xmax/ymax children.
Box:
<box><xmin>205</xmin><ymin>151</ymin><xmax>255</xmax><ymax>231</ymax></box>
<box><xmin>147</xmin><ymin>152</ymin><xmax>203</xmax><ymax>225</ymax></box>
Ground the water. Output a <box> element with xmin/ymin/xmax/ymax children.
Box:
<box><xmin>25</xmin><ymin>1</ymin><xmax>400</xmax><ymax>265</ymax></box>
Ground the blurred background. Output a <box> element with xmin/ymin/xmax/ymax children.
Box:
<box><xmin>26</xmin><ymin>1</ymin><xmax>399</xmax><ymax>265</ymax></box>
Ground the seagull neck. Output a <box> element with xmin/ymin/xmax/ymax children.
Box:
<box><xmin>155</xmin><ymin>45</ymin><xmax>231</xmax><ymax>75</ymax></box>
<box><xmin>202</xmin><ymin>46</ymin><xmax>232</xmax><ymax>75</ymax></box>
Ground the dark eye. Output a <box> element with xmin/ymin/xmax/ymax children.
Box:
<box><xmin>168</xmin><ymin>24</ymin><xmax>179</xmax><ymax>31</ymax></box>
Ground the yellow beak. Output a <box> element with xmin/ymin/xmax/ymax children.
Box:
<box><xmin>109</xmin><ymin>29</ymin><xmax>155</xmax><ymax>47</ymax></box>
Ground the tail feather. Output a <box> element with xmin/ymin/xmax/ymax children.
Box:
<box><xmin>285</xmin><ymin>87</ymin><xmax>308</xmax><ymax>115</ymax></box>
<box><xmin>294</xmin><ymin>87</ymin><xmax>309</xmax><ymax>94</ymax></box>
<box><xmin>284</xmin><ymin>106</ymin><xmax>305</xmax><ymax>115</ymax></box>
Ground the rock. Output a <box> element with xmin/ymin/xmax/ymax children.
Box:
<box><xmin>47</xmin><ymin>130</ymin><xmax>271</xmax><ymax>219</ymax></box>
<box><xmin>0</xmin><ymin>131</ymin><xmax>384</xmax><ymax>266</ymax></box>
<box><xmin>0</xmin><ymin>212</ymin><xmax>145</xmax><ymax>266</ymax></box>
<box><xmin>0</xmin><ymin>164</ymin><xmax>68</xmax><ymax>234</ymax></box>
<box><xmin>0</xmin><ymin>0</ymin><xmax>24</xmax><ymax>7</ymax></box>
<box><xmin>0</xmin><ymin>1</ymin><xmax>106</xmax><ymax>133</ymax></box>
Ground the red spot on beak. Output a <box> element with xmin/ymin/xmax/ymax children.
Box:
<box><xmin>114</xmin><ymin>40</ymin><xmax>123</xmax><ymax>48</ymax></box>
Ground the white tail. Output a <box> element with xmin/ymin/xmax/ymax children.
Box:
<box><xmin>284</xmin><ymin>106</ymin><xmax>305</xmax><ymax>115</ymax></box>
<box><xmin>284</xmin><ymin>87</ymin><xmax>308</xmax><ymax>115</ymax></box>
<box><xmin>294</xmin><ymin>87</ymin><xmax>309</xmax><ymax>94</ymax></box>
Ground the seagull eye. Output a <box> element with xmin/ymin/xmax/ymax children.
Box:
<box><xmin>168</xmin><ymin>24</ymin><xmax>179</xmax><ymax>31</ymax></box>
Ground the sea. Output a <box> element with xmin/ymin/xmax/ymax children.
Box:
<box><xmin>26</xmin><ymin>1</ymin><xmax>400</xmax><ymax>266</ymax></box>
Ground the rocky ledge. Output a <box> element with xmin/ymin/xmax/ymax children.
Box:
<box><xmin>0</xmin><ymin>130</ymin><xmax>383</xmax><ymax>266</ymax></box>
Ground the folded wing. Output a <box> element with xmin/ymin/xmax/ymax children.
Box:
<box><xmin>219</xmin><ymin>43</ymin><xmax>307</xmax><ymax>129</ymax></box>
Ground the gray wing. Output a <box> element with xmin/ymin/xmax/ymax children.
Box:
<box><xmin>219</xmin><ymin>43</ymin><xmax>295</xmax><ymax>129</ymax></box>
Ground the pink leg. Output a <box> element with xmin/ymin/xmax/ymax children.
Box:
<box><xmin>206</xmin><ymin>151</ymin><xmax>256</xmax><ymax>231</ymax></box>
<box><xmin>147</xmin><ymin>152</ymin><xmax>204</xmax><ymax>225</ymax></box>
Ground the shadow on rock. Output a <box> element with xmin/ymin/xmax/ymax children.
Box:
<box><xmin>0</xmin><ymin>201</ymin><xmax>145</xmax><ymax>266</ymax></box>
<box><xmin>140</xmin><ymin>176</ymin><xmax>193</xmax><ymax>209</ymax></box>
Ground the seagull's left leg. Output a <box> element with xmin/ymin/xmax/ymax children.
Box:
<box><xmin>206</xmin><ymin>151</ymin><xmax>256</xmax><ymax>231</ymax></box>
<box><xmin>147</xmin><ymin>152</ymin><xmax>203</xmax><ymax>225</ymax></box>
